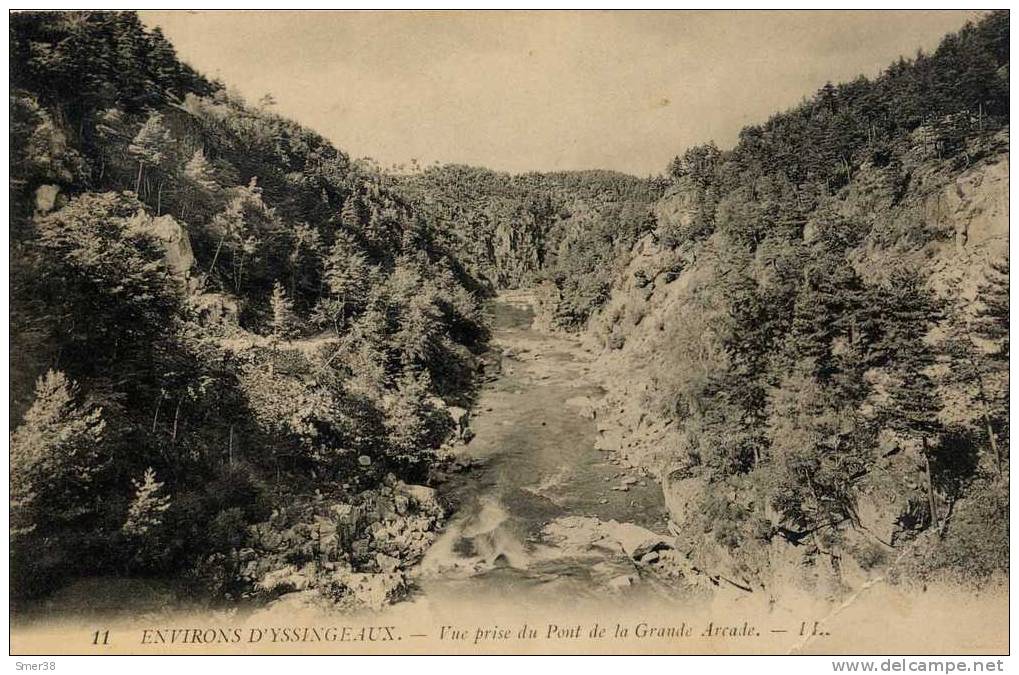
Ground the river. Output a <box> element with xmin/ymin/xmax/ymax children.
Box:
<box><xmin>414</xmin><ymin>290</ymin><xmax>680</xmax><ymax>607</ymax></box>
<box><xmin>14</xmin><ymin>291</ymin><xmax>684</xmax><ymax>625</ymax></box>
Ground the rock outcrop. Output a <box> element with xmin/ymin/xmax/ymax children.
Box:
<box><xmin>127</xmin><ymin>210</ymin><xmax>195</xmax><ymax>284</ymax></box>
<box><xmin>192</xmin><ymin>292</ymin><xmax>241</xmax><ymax>326</ymax></box>
<box><xmin>574</xmin><ymin>130</ymin><xmax>1009</xmax><ymax>599</ymax></box>
<box><xmin>33</xmin><ymin>184</ymin><xmax>61</xmax><ymax>214</ymax></box>
<box><xmin>542</xmin><ymin>516</ymin><xmax>672</xmax><ymax>562</ymax></box>
<box><xmin>240</xmin><ymin>477</ymin><xmax>447</xmax><ymax>611</ymax></box>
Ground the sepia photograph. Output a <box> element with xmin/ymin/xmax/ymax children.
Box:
<box><xmin>7</xmin><ymin>7</ymin><xmax>1010</xmax><ymax>660</ymax></box>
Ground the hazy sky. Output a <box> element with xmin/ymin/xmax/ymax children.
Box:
<box><xmin>141</xmin><ymin>10</ymin><xmax>982</xmax><ymax>176</ymax></box>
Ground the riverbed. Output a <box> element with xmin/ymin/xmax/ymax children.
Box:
<box><xmin>413</xmin><ymin>290</ymin><xmax>680</xmax><ymax>607</ymax></box>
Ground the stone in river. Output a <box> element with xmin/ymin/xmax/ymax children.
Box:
<box><xmin>601</xmin><ymin>521</ymin><xmax>673</xmax><ymax>560</ymax></box>
<box><xmin>608</xmin><ymin>575</ymin><xmax>634</xmax><ymax>590</ymax></box>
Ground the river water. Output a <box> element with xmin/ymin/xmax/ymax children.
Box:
<box><xmin>415</xmin><ymin>292</ymin><xmax>676</xmax><ymax>607</ymax></box>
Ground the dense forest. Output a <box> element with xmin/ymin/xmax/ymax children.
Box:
<box><xmin>397</xmin><ymin>167</ymin><xmax>664</xmax><ymax>329</ymax></box>
<box><xmin>586</xmin><ymin>10</ymin><xmax>1010</xmax><ymax>590</ymax></box>
<box><xmin>10</xmin><ymin>11</ymin><xmax>489</xmax><ymax>605</ymax></box>
<box><xmin>8</xmin><ymin>9</ymin><xmax>1010</xmax><ymax>608</ymax></box>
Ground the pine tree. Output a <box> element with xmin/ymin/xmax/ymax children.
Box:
<box><xmin>385</xmin><ymin>369</ymin><xmax>447</xmax><ymax>463</ymax></box>
<box><xmin>766</xmin><ymin>365</ymin><xmax>873</xmax><ymax>541</ymax></box>
<box><xmin>146</xmin><ymin>26</ymin><xmax>181</xmax><ymax>98</ymax></box>
<box><xmin>287</xmin><ymin>222</ymin><xmax>323</xmax><ymax>298</ymax></box>
<box><xmin>940</xmin><ymin>306</ymin><xmax>998</xmax><ymax>479</ymax></box>
<box><xmin>974</xmin><ymin>259</ymin><xmax>1009</xmax><ymax>465</ymax></box>
<box><xmin>270</xmin><ymin>280</ymin><xmax>296</xmax><ymax>342</ymax></box>
<box><xmin>128</xmin><ymin>111</ymin><xmax>175</xmax><ymax>210</ymax></box>
<box><xmin>340</xmin><ymin>193</ymin><xmax>365</xmax><ymax>230</ymax></box>
<box><xmin>874</xmin><ymin>269</ymin><xmax>945</xmax><ymax>528</ymax></box>
<box><xmin>263</xmin><ymin>281</ymin><xmax>296</xmax><ymax>378</ymax></box>
<box><xmin>326</xmin><ymin>234</ymin><xmax>370</xmax><ymax>301</ymax></box>
<box><xmin>973</xmin><ymin>258</ymin><xmax>1009</xmax><ymax>352</ymax></box>
<box><xmin>113</xmin><ymin>11</ymin><xmax>158</xmax><ymax>111</ymax></box>
<box><xmin>341</xmin><ymin>305</ymin><xmax>392</xmax><ymax>397</ymax></box>
<box><xmin>787</xmin><ymin>250</ymin><xmax>871</xmax><ymax>392</ymax></box>
<box><xmin>320</xmin><ymin>232</ymin><xmax>370</xmax><ymax>330</ymax></box>
<box><xmin>206</xmin><ymin>180</ymin><xmax>269</xmax><ymax>287</ymax></box>
<box><xmin>122</xmin><ymin>467</ymin><xmax>171</xmax><ymax>537</ymax></box>
<box><xmin>184</xmin><ymin>148</ymin><xmax>218</xmax><ymax>191</ymax></box>
<box><xmin>179</xmin><ymin>148</ymin><xmax>219</xmax><ymax>220</ymax></box>
<box><xmin>11</xmin><ymin>370</ymin><xmax>106</xmax><ymax>539</ymax></box>
<box><xmin>396</xmin><ymin>291</ymin><xmax>442</xmax><ymax>368</ymax></box>
<box><xmin>943</xmin><ymin>259</ymin><xmax>1010</xmax><ymax>476</ymax></box>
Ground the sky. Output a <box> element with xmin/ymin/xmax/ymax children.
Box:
<box><xmin>141</xmin><ymin>10</ymin><xmax>983</xmax><ymax>176</ymax></box>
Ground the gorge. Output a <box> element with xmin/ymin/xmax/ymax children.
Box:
<box><xmin>8</xmin><ymin>10</ymin><xmax>1010</xmax><ymax>640</ymax></box>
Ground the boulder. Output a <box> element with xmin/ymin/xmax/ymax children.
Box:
<box><xmin>602</xmin><ymin>520</ymin><xmax>673</xmax><ymax>560</ymax></box>
<box><xmin>375</xmin><ymin>552</ymin><xmax>400</xmax><ymax>573</ymax></box>
<box><xmin>331</xmin><ymin>571</ymin><xmax>407</xmax><ymax>610</ymax></box>
<box><xmin>149</xmin><ymin>214</ymin><xmax>195</xmax><ymax>277</ymax></box>
<box><xmin>543</xmin><ymin>516</ymin><xmax>613</xmax><ymax>553</ymax></box>
<box><xmin>543</xmin><ymin>516</ymin><xmax>673</xmax><ymax>562</ymax></box>
<box><xmin>193</xmin><ymin>292</ymin><xmax>241</xmax><ymax>326</ymax></box>
<box><xmin>127</xmin><ymin>211</ymin><xmax>194</xmax><ymax>281</ymax></box>
<box><xmin>257</xmin><ymin>564</ymin><xmax>312</xmax><ymax>593</ymax></box>
<box><xmin>395</xmin><ymin>481</ymin><xmax>444</xmax><ymax>517</ymax></box>
<box><xmin>608</xmin><ymin>574</ymin><xmax>635</xmax><ymax>590</ymax></box>
<box><xmin>662</xmin><ymin>474</ymin><xmax>702</xmax><ymax>529</ymax></box>
<box><xmin>313</xmin><ymin>516</ymin><xmax>339</xmax><ymax>556</ymax></box>
<box><xmin>34</xmin><ymin>184</ymin><xmax>60</xmax><ymax>214</ymax></box>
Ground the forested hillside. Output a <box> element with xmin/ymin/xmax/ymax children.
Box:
<box><xmin>10</xmin><ymin>11</ymin><xmax>488</xmax><ymax>604</ymax></box>
<box><xmin>396</xmin><ymin>10</ymin><xmax>1010</xmax><ymax>595</ymax></box>
<box><xmin>583</xmin><ymin>10</ymin><xmax>1010</xmax><ymax>593</ymax></box>
<box><xmin>7</xmin><ymin>9</ymin><xmax>1010</xmax><ymax>611</ymax></box>
<box><xmin>397</xmin><ymin>167</ymin><xmax>664</xmax><ymax>329</ymax></box>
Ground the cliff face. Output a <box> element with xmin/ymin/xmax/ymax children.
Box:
<box><xmin>491</xmin><ymin>216</ymin><xmax>545</xmax><ymax>287</ymax></box>
<box><xmin>846</xmin><ymin>131</ymin><xmax>1009</xmax><ymax>301</ymax></box>
<box><xmin>397</xmin><ymin>168</ymin><xmax>661</xmax><ymax>319</ymax></box>
<box><xmin>577</xmin><ymin>131</ymin><xmax>1009</xmax><ymax>597</ymax></box>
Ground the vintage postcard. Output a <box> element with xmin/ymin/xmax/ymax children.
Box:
<box><xmin>8</xmin><ymin>9</ymin><xmax>1009</xmax><ymax>656</ymax></box>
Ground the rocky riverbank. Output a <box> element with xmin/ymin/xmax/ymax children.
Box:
<box><xmin>400</xmin><ymin>290</ymin><xmax>716</xmax><ymax>606</ymax></box>
<box><xmin>241</xmin><ymin>475</ymin><xmax>450</xmax><ymax>613</ymax></box>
